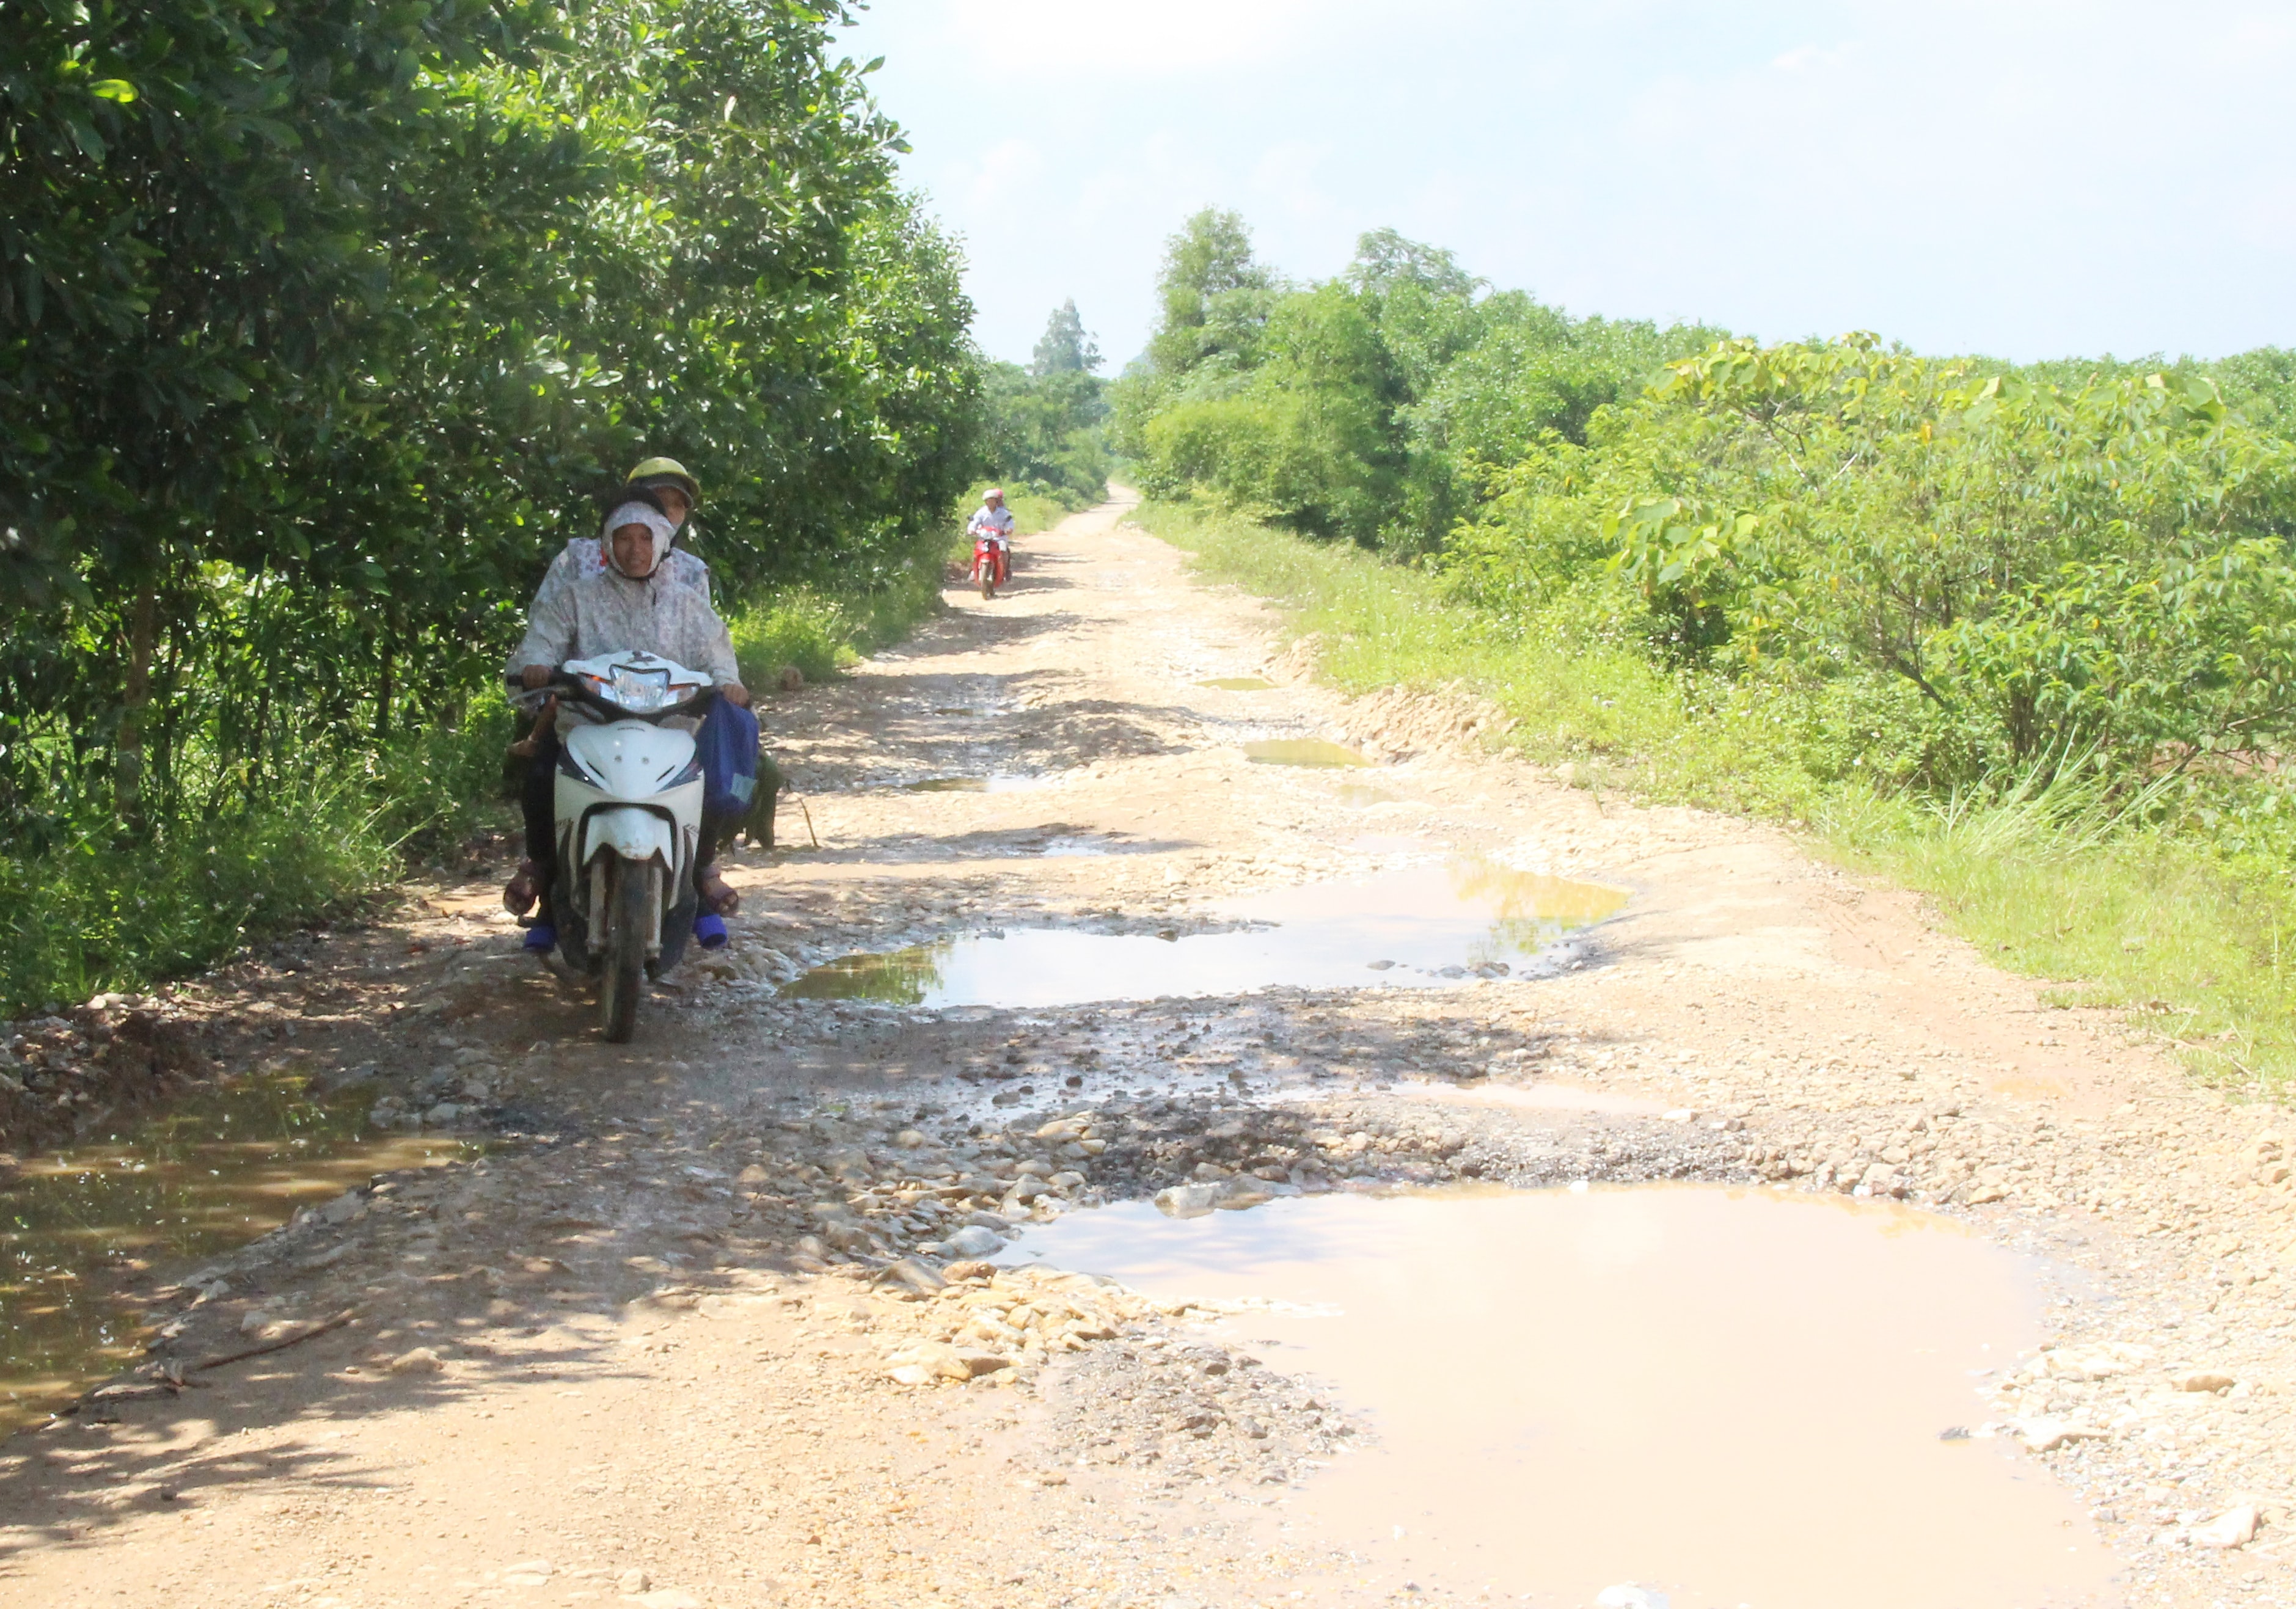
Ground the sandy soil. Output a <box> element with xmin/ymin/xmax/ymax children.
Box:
<box><xmin>5</xmin><ymin>494</ymin><xmax>2295</xmax><ymax>1608</ymax></box>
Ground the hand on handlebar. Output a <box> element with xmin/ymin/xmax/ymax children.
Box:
<box><xmin>519</xmin><ymin>664</ymin><xmax>553</xmax><ymax>690</ymax></box>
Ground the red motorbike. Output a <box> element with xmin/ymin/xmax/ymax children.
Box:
<box><xmin>970</xmin><ymin>527</ymin><xmax>1011</xmax><ymax>599</ymax></box>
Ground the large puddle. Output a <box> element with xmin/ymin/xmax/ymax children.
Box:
<box><xmin>1009</xmin><ymin>1186</ymin><xmax>2116</xmax><ymax>1608</ymax></box>
<box><xmin>784</xmin><ymin>858</ymin><xmax>1628</xmax><ymax>1007</ymax></box>
<box><xmin>1</xmin><ymin>1078</ymin><xmax>466</xmax><ymax>1428</ymax></box>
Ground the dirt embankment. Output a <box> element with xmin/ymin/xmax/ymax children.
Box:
<box><xmin>4</xmin><ymin>494</ymin><xmax>2294</xmax><ymax>1608</ymax></box>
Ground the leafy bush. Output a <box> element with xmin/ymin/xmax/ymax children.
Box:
<box><xmin>1454</xmin><ymin>337</ymin><xmax>2296</xmax><ymax>786</ymax></box>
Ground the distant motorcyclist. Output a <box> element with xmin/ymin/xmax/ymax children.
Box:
<box><xmin>968</xmin><ymin>488</ymin><xmax>1017</xmax><ymax>587</ymax></box>
<box><xmin>503</xmin><ymin>491</ymin><xmax>753</xmax><ymax>945</ymax></box>
<box><xmin>968</xmin><ymin>487</ymin><xmax>1017</xmax><ymax>545</ymax></box>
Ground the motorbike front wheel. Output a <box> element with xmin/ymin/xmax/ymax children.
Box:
<box><xmin>979</xmin><ymin>569</ymin><xmax>995</xmax><ymax>600</ymax></box>
<box><xmin>599</xmin><ymin>858</ymin><xmax>659</xmax><ymax>1043</ymax></box>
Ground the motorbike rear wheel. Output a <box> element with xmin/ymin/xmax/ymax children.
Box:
<box><xmin>599</xmin><ymin>858</ymin><xmax>657</xmax><ymax>1043</ymax></box>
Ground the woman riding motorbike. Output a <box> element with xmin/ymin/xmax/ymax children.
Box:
<box><xmin>503</xmin><ymin>491</ymin><xmax>753</xmax><ymax>948</ymax></box>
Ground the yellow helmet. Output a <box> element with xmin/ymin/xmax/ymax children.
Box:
<box><xmin>626</xmin><ymin>456</ymin><xmax>699</xmax><ymax>503</ymax></box>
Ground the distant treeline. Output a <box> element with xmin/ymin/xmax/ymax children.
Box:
<box><xmin>1119</xmin><ymin>210</ymin><xmax>2296</xmax><ymax>798</ymax></box>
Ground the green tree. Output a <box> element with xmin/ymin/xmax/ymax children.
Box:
<box><xmin>0</xmin><ymin>0</ymin><xmax>987</xmax><ymax>1011</ymax></box>
<box><xmin>1032</xmin><ymin>299</ymin><xmax>1102</xmax><ymax>376</ymax></box>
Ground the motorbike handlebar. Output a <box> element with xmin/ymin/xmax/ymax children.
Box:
<box><xmin>510</xmin><ymin>669</ymin><xmax>720</xmax><ymax>719</ymax></box>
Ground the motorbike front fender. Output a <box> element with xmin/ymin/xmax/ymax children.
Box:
<box><xmin>582</xmin><ymin>806</ymin><xmax>675</xmax><ymax>871</ymax></box>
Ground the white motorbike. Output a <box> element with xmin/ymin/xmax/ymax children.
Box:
<box><xmin>525</xmin><ymin>651</ymin><xmax>717</xmax><ymax>1042</ymax></box>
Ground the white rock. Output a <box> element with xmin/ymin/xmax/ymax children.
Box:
<box><xmin>2171</xmin><ymin>1368</ymin><xmax>2236</xmax><ymax>1394</ymax></box>
<box><xmin>2190</xmin><ymin>1505</ymin><xmax>2259</xmax><ymax>1549</ymax></box>
<box><xmin>946</xmin><ymin>1225</ymin><xmax>1003</xmax><ymax>1257</ymax></box>
<box><xmin>1596</xmin><ymin>1587</ymin><xmax>1671</xmax><ymax>1609</ymax></box>
<box><xmin>2011</xmin><ymin>1417</ymin><xmax>2104</xmax><ymax>1453</ymax></box>
<box><xmin>2039</xmin><ymin>1342</ymin><xmax>2152</xmax><ymax>1381</ymax></box>
<box><xmin>387</xmin><ymin>1346</ymin><xmax>444</xmax><ymax>1375</ymax></box>
<box><xmin>1154</xmin><ymin>1180</ymin><xmax>1270</xmax><ymax>1219</ymax></box>
<box><xmin>885</xmin><ymin>1341</ymin><xmax>972</xmax><ymax>1382</ymax></box>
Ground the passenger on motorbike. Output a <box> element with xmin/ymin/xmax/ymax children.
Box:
<box><xmin>532</xmin><ymin>458</ymin><xmax>714</xmax><ymax>610</ymax></box>
<box><xmin>503</xmin><ymin>492</ymin><xmax>753</xmax><ymax>946</ymax></box>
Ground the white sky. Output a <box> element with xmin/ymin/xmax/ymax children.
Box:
<box><xmin>836</xmin><ymin>2</ymin><xmax>2296</xmax><ymax>370</ymax></box>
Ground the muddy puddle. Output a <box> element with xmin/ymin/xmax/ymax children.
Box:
<box><xmin>784</xmin><ymin>858</ymin><xmax>1628</xmax><ymax>1007</ymax></box>
<box><xmin>1011</xmin><ymin>1185</ymin><xmax>2116</xmax><ymax>1608</ymax></box>
<box><xmin>1198</xmin><ymin>677</ymin><xmax>1276</xmax><ymax>691</ymax></box>
<box><xmin>1</xmin><ymin>1078</ymin><xmax>464</xmax><ymax>1428</ymax></box>
<box><xmin>1245</xmin><ymin>739</ymin><xmax>1370</xmax><ymax>768</ymax></box>
<box><xmin>899</xmin><ymin>775</ymin><xmax>1037</xmax><ymax>794</ymax></box>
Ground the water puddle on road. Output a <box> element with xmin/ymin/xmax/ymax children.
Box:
<box><xmin>1199</xmin><ymin>677</ymin><xmax>1277</xmax><ymax>691</ymax></box>
<box><xmin>1</xmin><ymin>1077</ymin><xmax>466</xmax><ymax>1428</ymax></box>
<box><xmin>899</xmin><ymin>775</ymin><xmax>1038</xmax><ymax>794</ymax></box>
<box><xmin>1245</xmin><ymin>739</ymin><xmax>1370</xmax><ymax>768</ymax></box>
<box><xmin>783</xmin><ymin>858</ymin><xmax>1626</xmax><ymax>1008</ymax></box>
<box><xmin>1011</xmin><ymin>1185</ymin><xmax>2116</xmax><ymax>1608</ymax></box>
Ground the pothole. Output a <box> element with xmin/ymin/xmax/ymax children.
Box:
<box><xmin>1244</xmin><ymin>739</ymin><xmax>1370</xmax><ymax>768</ymax></box>
<box><xmin>0</xmin><ymin>1076</ymin><xmax>468</xmax><ymax>1428</ymax></box>
<box><xmin>784</xmin><ymin>859</ymin><xmax>1626</xmax><ymax>1008</ymax></box>
<box><xmin>1008</xmin><ymin>1183</ymin><xmax>2115</xmax><ymax>1608</ymax></box>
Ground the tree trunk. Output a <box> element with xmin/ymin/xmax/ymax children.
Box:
<box><xmin>376</xmin><ymin>639</ymin><xmax>395</xmax><ymax>740</ymax></box>
<box><xmin>117</xmin><ymin>588</ymin><xmax>157</xmax><ymax>828</ymax></box>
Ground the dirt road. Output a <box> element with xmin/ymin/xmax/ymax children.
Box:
<box><xmin>5</xmin><ymin>494</ymin><xmax>2295</xmax><ymax>1608</ymax></box>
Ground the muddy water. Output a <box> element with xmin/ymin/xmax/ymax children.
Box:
<box><xmin>1013</xmin><ymin>1186</ymin><xmax>2116</xmax><ymax>1608</ymax></box>
<box><xmin>784</xmin><ymin>858</ymin><xmax>1628</xmax><ymax>1007</ymax></box>
<box><xmin>899</xmin><ymin>775</ymin><xmax>1037</xmax><ymax>794</ymax></box>
<box><xmin>0</xmin><ymin>1078</ymin><xmax>464</xmax><ymax>1426</ymax></box>
<box><xmin>1244</xmin><ymin>739</ymin><xmax>1370</xmax><ymax>767</ymax></box>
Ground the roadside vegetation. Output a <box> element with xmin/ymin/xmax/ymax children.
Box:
<box><xmin>1127</xmin><ymin>210</ymin><xmax>2296</xmax><ymax>1087</ymax></box>
<box><xmin>0</xmin><ymin>0</ymin><xmax>985</xmax><ymax>1015</ymax></box>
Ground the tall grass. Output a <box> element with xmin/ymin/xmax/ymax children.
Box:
<box><xmin>0</xmin><ymin>691</ymin><xmax>513</xmax><ymax>1016</ymax></box>
<box><xmin>1141</xmin><ymin>498</ymin><xmax>2296</xmax><ymax>1090</ymax></box>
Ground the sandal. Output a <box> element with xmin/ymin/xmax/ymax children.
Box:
<box><xmin>503</xmin><ymin>859</ymin><xmax>547</xmax><ymax>917</ymax></box>
<box><xmin>696</xmin><ymin>867</ymin><xmax>741</xmax><ymax>918</ymax></box>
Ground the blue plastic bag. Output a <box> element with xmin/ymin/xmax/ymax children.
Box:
<box><xmin>695</xmin><ymin>696</ymin><xmax>761</xmax><ymax>822</ymax></box>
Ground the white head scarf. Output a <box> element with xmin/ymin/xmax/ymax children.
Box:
<box><xmin>601</xmin><ymin>501</ymin><xmax>678</xmax><ymax>578</ymax></box>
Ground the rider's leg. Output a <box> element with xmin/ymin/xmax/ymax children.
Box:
<box><xmin>505</xmin><ymin>729</ymin><xmax>558</xmax><ymax>919</ymax></box>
